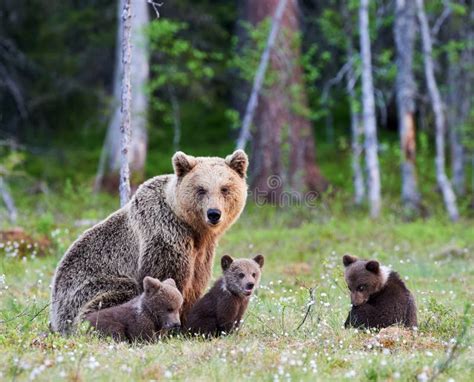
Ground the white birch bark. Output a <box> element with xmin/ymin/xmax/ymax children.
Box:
<box><xmin>119</xmin><ymin>0</ymin><xmax>132</xmax><ymax>207</ymax></box>
<box><xmin>346</xmin><ymin>57</ymin><xmax>365</xmax><ymax>205</ymax></box>
<box><xmin>395</xmin><ymin>0</ymin><xmax>421</xmax><ymax>211</ymax></box>
<box><xmin>0</xmin><ymin>176</ymin><xmax>17</xmax><ymax>222</ymax></box>
<box><xmin>416</xmin><ymin>0</ymin><xmax>459</xmax><ymax>221</ymax></box>
<box><xmin>359</xmin><ymin>0</ymin><xmax>381</xmax><ymax>218</ymax></box>
<box><xmin>95</xmin><ymin>0</ymin><xmax>149</xmax><ymax>190</ymax></box>
<box><xmin>447</xmin><ymin>64</ymin><xmax>465</xmax><ymax>196</ymax></box>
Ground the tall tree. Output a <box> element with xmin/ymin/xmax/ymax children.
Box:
<box><xmin>359</xmin><ymin>0</ymin><xmax>381</xmax><ymax>218</ymax></box>
<box><xmin>341</xmin><ymin>3</ymin><xmax>365</xmax><ymax>206</ymax></box>
<box><xmin>394</xmin><ymin>0</ymin><xmax>421</xmax><ymax>212</ymax></box>
<box><xmin>244</xmin><ymin>0</ymin><xmax>327</xmax><ymax>203</ymax></box>
<box><xmin>119</xmin><ymin>0</ymin><xmax>132</xmax><ymax>206</ymax></box>
<box><xmin>416</xmin><ymin>0</ymin><xmax>459</xmax><ymax>221</ymax></box>
<box><xmin>96</xmin><ymin>0</ymin><xmax>149</xmax><ymax>191</ymax></box>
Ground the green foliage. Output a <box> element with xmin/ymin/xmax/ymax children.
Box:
<box><xmin>147</xmin><ymin>19</ymin><xmax>217</xmax><ymax>121</ymax></box>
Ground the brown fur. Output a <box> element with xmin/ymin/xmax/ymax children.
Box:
<box><xmin>342</xmin><ymin>255</ymin><xmax>418</xmax><ymax>329</ymax></box>
<box><xmin>185</xmin><ymin>255</ymin><xmax>264</xmax><ymax>337</ymax></box>
<box><xmin>50</xmin><ymin>150</ymin><xmax>248</xmax><ymax>334</ymax></box>
<box><xmin>85</xmin><ymin>277</ymin><xmax>183</xmax><ymax>342</ymax></box>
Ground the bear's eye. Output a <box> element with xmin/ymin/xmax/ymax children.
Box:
<box><xmin>238</xmin><ymin>273</ymin><xmax>245</xmax><ymax>279</ymax></box>
<box><xmin>196</xmin><ymin>187</ymin><xmax>207</xmax><ymax>197</ymax></box>
<box><xmin>221</xmin><ymin>186</ymin><xmax>230</xmax><ymax>195</ymax></box>
<box><xmin>252</xmin><ymin>273</ymin><xmax>256</xmax><ymax>278</ymax></box>
<box><xmin>357</xmin><ymin>285</ymin><xmax>366</xmax><ymax>292</ymax></box>
<box><xmin>167</xmin><ymin>307</ymin><xmax>174</xmax><ymax>313</ymax></box>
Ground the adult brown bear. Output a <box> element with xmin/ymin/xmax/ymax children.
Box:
<box><xmin>50</xmin><ymin>150</ymin><xmax>248</xmax><ymax>334</ymax></box>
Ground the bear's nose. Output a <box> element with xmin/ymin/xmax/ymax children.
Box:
<box><xmin>207</xmin><ymin>209</ymin><xmax>221</xmax><ymax>224</ymax></box>
<box><xmin>246</xmin><ymin>282</ymin><xmax>255</xmax><ymax>290</ymax></box>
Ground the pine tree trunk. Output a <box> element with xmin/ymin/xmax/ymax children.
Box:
<box><xmin>95</xmin><ymin>0</ymin><xmax>149</xmax><ymax>192</ymax></box>
<box><xmin>359</xmin><ymin>0</ymin><xmax>381</xmax><ymax>218</ymax></box>
<box><xmin>416</xmin><ymin>0</ymin><xmax>459</xmax><ymax>221</ymax></box>
<box><xmin>245</xmin><ymin>0</ymin><xmax>327</xmax><ymax>203</ymax></box>
<box><xmin>395</xmin><ymin>0</ymin><xmax>421</xmax><ymax>212</ymax></box>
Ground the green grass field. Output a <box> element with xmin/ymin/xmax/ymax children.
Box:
<box><xmin>0</xmin><ymin>196</ymin><xmax>473</xmax><ymax>381</ymax></box>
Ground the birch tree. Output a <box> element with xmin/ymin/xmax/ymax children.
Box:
<box><xmin>119</xmin><ymin>0</ymin><xmax>132</xmax><ymax>206</ymax></box>
<box><xmin>95</xmin><ymin>0</ymin><xmax>149</xmax><ymax>191</ymax></box>
<box><xmin>359</xmin><ymin>0</ymin><xmax>381</xmax><ymax>218</ymax></box>
<box><xmin>416</xmin><ymin>0</ymin><xmax>459</xmax><ymax>221</ymax></box>
<box><xmin>394</xmin><ymin>0</ymin><xmax>421</xmax><ymax>212</ymax></box>
<box><xmin>341</xmin><ymin>3</ymin><xmax>365</xmax><ymax>206</ymax></box>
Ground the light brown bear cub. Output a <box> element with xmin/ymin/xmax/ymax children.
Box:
<box><xmin>85</xmin><ymin>277</ymin><xmax>183</xmax><ymax>342</ymax></box>
<box><xmin>185</xmin><ymin>255</ymin><xmax>264</xmax><ymax>337</ymax></box>
<box><xmin>343</xmin><ymin>255</ymin><xmax>417</xmax><ymax>329</ymax></box>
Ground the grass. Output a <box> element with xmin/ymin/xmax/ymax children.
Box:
<box><xmin>0</xmin><ymin>190</ymin><xmax>473</xmax><ymax>382</ymax></box>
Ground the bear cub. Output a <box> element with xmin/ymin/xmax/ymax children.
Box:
<box><xmin>185</xmin><ymin>254</ymin><xmax>264</xmax><ymax>337</ymax></box>
<box><xmin>343</xmin><ymin>255</ymin><xmax>417</xmax><ymax>329</ymax></box>
<box><xmin>85</xmin><ymin>277</ymin><xmax>183</xmax><ymax>342</ymax></box>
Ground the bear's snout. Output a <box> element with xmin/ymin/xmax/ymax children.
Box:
<box><xmin>207</xmin><ymin>209</ymin><xmax>222</xmax><ymax>225</ymax></box>
<box><xmin>246</xmin><ymin>282</ymin><xmax>255</xmax><ymax>290</ymax></box>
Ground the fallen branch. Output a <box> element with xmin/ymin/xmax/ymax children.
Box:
<box><xmin>295</xmin><ymin>287</ymin><xmax>315</xmax><ymax>331</ymax></box>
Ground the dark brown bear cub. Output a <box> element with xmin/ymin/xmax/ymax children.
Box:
<box><xmin>342</xmin><ymin>255</ymin><xmax>417</xmax><ymax>329</ymax></box>
<box><xmin>185</xmin><ymin>255</ymin><xmax>264</xmax><ymax>337</ymax></box>
<box><xmin>85</xmin><ymin>277</ymin><xmax>183</xmax><ymax>342</ymax></box>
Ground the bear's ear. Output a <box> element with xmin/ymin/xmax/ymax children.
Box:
<box><xmin>253</xmin><ymin>255</ymin><xmax>264</xmax><ymax>268</ymax></box>
<box><xmin>143</xmin><ymin>276</ymin><xmax>162</xmax><ymax>294</ymax></box>
<box><xmin>343</xmin><ymin>254</ymin><xmax>358</xmax><ymax>267</ymax></box>
<box><xmin>366</xmin><ymin>260</ymin><xmax>380</xmax><ymax>273</ymax></box>
<box><xmin>163</xmin><ymin>278</ymin><xmax>177</xmax><ymax>288</ymax></box>
<box><xmin>225</xmin><ymin>150</ymin><xmax>248</xmax><ymax>178</ymax></box>
<box><xmin>221</xmin><ymin>255</ymin><xmax>234</xmax><ymax>271</ymax></box>
<box><xmin>172</xmin><ymin>151</ymin><xmax>197</xmax><ymax>177</ymax></box>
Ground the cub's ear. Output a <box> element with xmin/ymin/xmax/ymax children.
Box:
<box><xmin>172</xmin><ymin>151</ymin><xmax>197</xmax><ymax>177</ymax></box>
<box><xmin>225</xmin><ymin>150</ymin><xmax>248</xmax><ymax>178</ymax></box>
<box><xmin>343</xmin><ymin>254</ymin><xmax>358</xmax><ymax>267</ymax></box>
<box><xmin>253</xmin><ymin>255</ymin><xmax>264</xmax><ymax>268</ymax></box>
<box><xmin>163</xmin><ymin>278</ymin><xmax>177</xmax><ymax>288</ymax></box>
<box><xmin>366</xmin><ymin>260</ymin><xmax>380</xmax><ymax>273</ymax></box>
<box><xmin>221</xmin><ymin>255</ymin><xmax>234</xmax><ymax>271</ymax></box>
<box><xmin>143</xmin><ymin>276</ymin><xmax>161</xmax><ymax>294</ymax></box>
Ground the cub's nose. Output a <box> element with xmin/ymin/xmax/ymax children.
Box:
<box><xmin>246</xmin><ymin>282</ymin><xmax>255</xmax><ymax>290</ymax></box>
<box><xmin>207</xmin><ymin>209</ymin><xmax>221</xmax><ymax>225</ymax></box>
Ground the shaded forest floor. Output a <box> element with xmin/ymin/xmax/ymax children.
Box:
<box><xmin>0</xmin><ymin>193</ymin><xmax>473</xmax><ymax>381</ymax></box>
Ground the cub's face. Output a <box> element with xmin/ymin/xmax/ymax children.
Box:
<box><xmin>342</xmin><ymin>255</ymin><xmax>387</xmax><ymax>306</ymax></box>
<box><xmin>142</xmin><ymin>277</ymin><xmax>183</xmax><ymax>330</ymax></box>
<box><xmin>171</xmin><ymin>150</ymin><xmax>248</xmax><ymax>233</ymax></box>
<box><xmin>221</xmin><ymin>255</ymin><xmax>264</xmax><ymax>297</ymax></box>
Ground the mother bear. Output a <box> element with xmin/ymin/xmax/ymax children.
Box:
<box><xmin>50</xmin><ymin>150</ymin><xmax>248</xmax><ymax>334</ymax></box>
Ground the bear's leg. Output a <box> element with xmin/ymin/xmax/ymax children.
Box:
<box><xmin>52</xmin><ymin>276</ymin><xmax>139</xmax><ymax>334</ymax></box>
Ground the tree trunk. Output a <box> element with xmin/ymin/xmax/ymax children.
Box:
<box><xmin>119</xmin><ymin>0</ymin><xmax>132</xmax><ymax>207</ymax></box>
<box><xmin>359</xmin><ymin>0</ymin><xmax>381</xmax><ymax>218</ymax></box>
<box><xmin>95</xmin><ymin>0</ymin><xmax>149</xmax><ymax>192</ymax></box>
<box><xmin>0</xmin><ymin>176</ymin><xmax>17</xmax><ymax>222</ymax></box>
<box><xmin>342</xmin><ymin>4</ymin><xmax>365</xmax><ymax>205</ymax></box>
<box><xmin>447</xmin><ymin>63</ymin><xmax>465</xmax><ymax>196</ymax></box>
<box><xmin>346</xmin><ymin>57</ymin><xmax>365</xmax><ymax>205</ymax></box>
<box><xmin>245</xmin><ymin>0</ymin><xmax>327</xmax><ymax>204</ymax></box>
<box><xmin>416</xmin><ymin>0</ymin><xmax>459</xmax><ymax>221</ymax></box>
<box><xmin>395</xmin><ymin>0</ymin><xmax>421</xmax><ymax>212</ymax></box>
